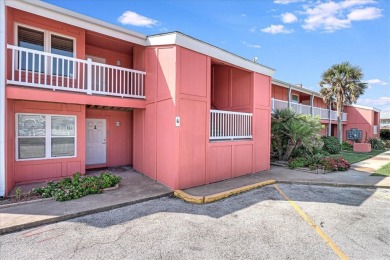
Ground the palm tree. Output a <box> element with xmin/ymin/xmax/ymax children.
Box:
<box><xmin>271</xmin><ymin>109</ymin><xmax>323</xmax><ymax>161</ymax></box>
<box><xmin>319</xmin><ymin>62</ymin><xmax>368</xmax><ymax>144</ymax></box>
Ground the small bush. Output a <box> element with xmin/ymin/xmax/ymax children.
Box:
<box><xmin>368</xmin><ymin>137</ymin><xmax>385</xmax><ymax>150</ymax></box>
<box><xmin>320</xmin><ymin>157</ymin><xmax>350</xmax><ymax>171</ymax></box>
<box><xmin>33</xmin><ymin>172</ymin><xmax>121</xmax><ymax>202</ymax></box>
<box><xmin>380</xmin><ymin>129</ymin><xmax>390</xmax><ymax>141</ymax></box>
<box><xmin>288</xmin><ymin>157</ymin><xmax>307</xmax><ymax>169</ymax></box>
<box><xmin>322</xmin><ymin>136</ymin><xmax>342</xmax><ymax>154</ymax></box>
<box><xmin>342</xmin><ymin>141</ymin><xmax>353</xmax><ymax>151</ymax></box>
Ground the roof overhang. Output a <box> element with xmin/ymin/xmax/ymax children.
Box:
<box><xmin>147</xmin><ymin>32</ymin><xmax>275</xmax><ymax>77</ymax></box>
<box><xmin>5</xmin><ymin>0</ymin><xmax>147</xmax><ymax>46</ymax></box>
<box><xmin>351</xmin><ymin>104</ymin><xmax>381</xmax><ymax>113</ymax></box>
<box><xmin>272</xmin><ymin>78</ymin><xmax>322</xmax><ymax>97</ymax></box>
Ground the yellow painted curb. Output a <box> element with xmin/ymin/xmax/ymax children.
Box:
<box><xmin>203</xmin><ymin>180</ymin><xmax>276</xmax><ymax>203</ymax></box>
<box><xmin>174</xmin><ymin>180</ymin><xmax>276</xmax><ymax>204</ymax></box>
<box><xmin>174</xmin><ymin>190</ymin><xmax>204</xmax><ymax>204</ymax></box>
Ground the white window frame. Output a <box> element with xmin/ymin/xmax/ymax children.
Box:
<box><xmin>291</xmin><ymin>94</ymin><xmax>299</xmax><ymax>104</ymax></box>
<box><xmin>16</xmin><ymin>113</ymin><xmax>77</xmax><ymax>161</ymax></box>
<box><xmin>14</xmin><ymin>23</ymin><xmax>77</xmax><ymax>77</ymax></box>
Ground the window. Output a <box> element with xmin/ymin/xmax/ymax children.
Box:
<box><xmin>18</xmin><ymin>27</ymin><xmax>44</xmax><ymax>72</ymax></box>
<box><xmin>17</xmin><ymin>25</ymin><xmax>75</xmax><ymax>76</ymax></box>
<box><xmin>291</xmin><ymin>94</ymin><xmax>299</xmax><ymax>103</ymax></box>
<box><xmin>17</xmin><ymin>114</ymin><xmax>76</xmax><ymax>160</ymax></box>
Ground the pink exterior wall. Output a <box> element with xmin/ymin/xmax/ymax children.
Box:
<box><xmin>271</xmin><ymin>84</ymin><xmax>288</xmax><ymax>101</ymax></box>
<box><xmin>212</xmin><ymin>66</ymin><xmax>252</xmax><ymax>112</ymax></box>
<box><xmin>344</xmin><ymin>106</ymin><xmax>379</xmax><ymax>141</ymax></box>
<box><xmin>86</xmin><ymin>45</ymin><xmax>133</xmax><ymax>68</ymax></box>
<box><xmin>133</xmin><ymin>46</ymin><xmax>272</xmax><ymax>190</ymax></box>
<box><xmin>133</xmin><ymin>46</ymin><xmax>179</xmax><ymax>189</ymax></box>
<box><xmin>6</xmin><ymin>100</ymin><xmax>86</xmax><ymax>188</ymax></box>
<box><xmin>86</xmin><ymin>109</ymin><xmax>133</xmax><ymax>168</ymax></box>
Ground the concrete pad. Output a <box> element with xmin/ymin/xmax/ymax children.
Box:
<box><xmin>0</xmin><ymin>169</ymin><xmax>172</xmax><ymax>235</ymax></box>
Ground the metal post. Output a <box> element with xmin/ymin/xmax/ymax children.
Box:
<box><xmin>310</xmin><ymin>95</ymin><xmax>314</xmax><ymax>116</ymax></box>
<box><xmin>328</xmin><ymin>105</ymin><xmax>332</xmax><ymax>136</ymax></box>
<box><xmin>0</xmin><ymin>0</ymin><xmax>6</xmax><ymax>196</ymax></box>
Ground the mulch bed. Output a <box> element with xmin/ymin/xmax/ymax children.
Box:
<box><xmin>0</xmin><ymin>193</ymin><xmax>44</xmax><ymax>206</ymax></box>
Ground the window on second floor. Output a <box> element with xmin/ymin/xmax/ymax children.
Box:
<box><xmin>291</xmin><ymin>94</ymin><xmax>299</xmax><ymax>103</ymax></box>
<box><xmin>17</xmin><ymin>25</ymin><xmax>75</xmax><ymax>77</ymax></box>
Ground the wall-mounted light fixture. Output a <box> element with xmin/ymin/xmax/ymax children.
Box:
<box><xmin>116</xmin><ymin>121</ymin><xmax>121</xmax><ymax>127</ymax></box>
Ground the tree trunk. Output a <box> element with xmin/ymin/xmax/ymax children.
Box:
<box><xmin>337</xmin><ymin>96</ymin><xmax>343</xmax><ymax>144</ymax></box>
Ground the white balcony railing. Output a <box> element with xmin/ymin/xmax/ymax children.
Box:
<box><xmin>210</xmin><ymin>109</ymin><xmax>252</xmax><ymax>140</ymax></box>
<box><xmin>7</xmin><ymin>45</ymin><xmax>145</xmax><ymax>99</ymax></box>
<box><xmin>271</xmin><ymin>98</ymin><xmax>347</xmax><ymax>121</ymax></box>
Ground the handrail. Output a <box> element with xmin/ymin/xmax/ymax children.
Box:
<box><xmin>210</xmin><ymin>109</ymin><xmax>252</xmax><ymax>140</ymax></box>
<box><xmin>7</xmin><ymin>44</ymin><xmax>145</xmax><ymax>99</ymax></box>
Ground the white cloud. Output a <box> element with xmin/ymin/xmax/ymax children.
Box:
<box><xmin>365</xmin><ymin>79</ymin><xmax>388</xmax><ymax>85</ymax></box>
<box><xmin>358</xmin><ymin>97</ymin><xmax>390</xmax><ymax>106</ymax></box>
<box><xmin>118</xmin><ymin>11</ymin><xmax>158</xmax><ymax>27</ymax></box>
<box><xmin>302</xmin><ymin>1</ymin><xmax>383</xmax><ymax>32</ymax></box>
<box><xmin>348</xmin><ymin>7</ymin><xmax>382</xmax><ymax>21</ymax></box>
<box><xmin>242</xmin><ymin>41</ymin><xmax>261</xmax><ymax>48</ymax></box>
<box><xmin>261</xmin><ymin>25</ymin><xmax>294</xmax><ymax>34</ymax></box>
<box><xmin>281</xmin><ymin>13</ymin><xmax>298</xmax><ymax>23</ymax></box>
<box><xmin>274</xmin><ymin>0</ymin><xmax>305</xmax><ymax>4</ymax></box>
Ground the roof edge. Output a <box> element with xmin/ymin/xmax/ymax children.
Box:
<box><xmin>6</xmin><ymin>0</ymin><xmax>147</xmax><ymax>45</ymax></box>
<box><xmin>147</xmin><ymin>32</ymin><xmax>275</xmax><ymax>77</ymax></box>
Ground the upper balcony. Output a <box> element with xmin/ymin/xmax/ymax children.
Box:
<box><xmin>7</xmin><ymin>45</ymin><xmax>145</xmax><ymax>99</ymax></box>
<box><xmin>272</xmin><ymin>98</ymin><xmax>347</xmax><ymax>122</ymax></box>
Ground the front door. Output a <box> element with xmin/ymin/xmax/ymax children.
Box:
<box><xmin>86</xmin><ymin>119</ymin><xmax>106</xmax><ymax>165</ymax></box>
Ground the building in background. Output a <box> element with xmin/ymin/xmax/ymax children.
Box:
<box><xmin>380</xmin><ymin>111</ymin><xmax>390</xmax><ymax>129</ymax></box>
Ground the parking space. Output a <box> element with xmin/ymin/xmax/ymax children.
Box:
<box><xmin>0</xmin><ymin>184</ymin><xmax>389</xmax><ymax>259</ymax></box>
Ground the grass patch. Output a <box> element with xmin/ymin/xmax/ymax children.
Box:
<box><xmin>330</xmin><ymin>149</ymin><xmax>385</xmax><ymax>164</ymax></box>
<box><xmin>371</xmin><ymin>162</ymin><xmax>390</xmax><ymax>177</ymax></box>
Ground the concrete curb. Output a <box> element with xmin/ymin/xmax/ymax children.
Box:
<box><xmin>174</xmin><ymin>180</ymin><xmax>276</xmax><ymax>204</ymax></box>
<box><xmin>276</xmin><ymin>180</ymin><xmax>390</xmax><ymax>189</ymax></box>
<box><xmin>0</xmin><ymin>191</ymin><xmax>173</xmax><ymax>235</ymax></box>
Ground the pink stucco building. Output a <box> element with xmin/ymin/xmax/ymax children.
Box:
<box><xmin>0</xmin><ymin>1</ymin><xmax>380</xmax><ymax>197</ymax></box>
<box><xmin>0</xmin><ymin>0</ymin><xmax>274</xmax><ymax>196</ymax></box>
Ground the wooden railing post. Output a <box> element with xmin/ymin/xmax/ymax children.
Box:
<box><xmin>87</xmin><ymin>58</ymin><xmax>92</xmax><ymax>95</ymax></box>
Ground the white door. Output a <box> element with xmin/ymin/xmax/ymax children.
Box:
<box><xmin>86</xmin><ymin>119</ymin><xmax>106</xmax><ymax>165</ymax></box>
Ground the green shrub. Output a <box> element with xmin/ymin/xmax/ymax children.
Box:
<box><xmin>342</xmin><ymin>141</ymin><xmax>353</xmax><ymax>151</ymax></box>
<box><xmin>380</xmin><ymin>129</ymin><xmax>390</xmax><ymax>141</ymax></box>
<box><xmin>322</xmin><ymin>136</ymin><xmax>341</xmax><ymax>154</ymax></box>
<box><xmin>33</xmin><ymin>172</ymin><xmax>121</xmax><ymax>202</ymax></box>
<box><xmin>368</xmin><ymin>137</ymin><xmax>385</xmax><ymax>150</ymax></box>
<box><xmin>288</xmin><ymin>157</ymin><xmax>307</xmax><ymax>169</ymax></box>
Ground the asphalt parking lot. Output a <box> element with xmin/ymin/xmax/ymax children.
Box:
<box><xmin>0</xmin><ymin>184</ymin><xmax>389</xmax><ymax>259</ymax></box>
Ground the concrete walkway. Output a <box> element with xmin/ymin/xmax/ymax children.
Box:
<box><xmin>352</xmin><ymin>150</ymin><xmax>390</xmax><ymax>173</ymax></box>
<box><xmin>0</xmin><ymin>168</ymin><xmax>172</xmax><ymax>235</ymax></box>
<box><xmin>1</xmin><ymin>151</ymin><xmax>389</xmax><ymax>234</ymax></box>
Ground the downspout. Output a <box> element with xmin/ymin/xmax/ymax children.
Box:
<box><xmin>310</xmin><ymin>95</ymin><xmax>314</xmax><ymax>116</ymax></box>
<box><xmin>0</xmin><ymin>0</ymin><xmax>6</xmax><ymax>197</ymax></box>
<box><xmin>328</xmin><ymin>105</ymin><xmax>332</xmax><ymax>137</ymax></box>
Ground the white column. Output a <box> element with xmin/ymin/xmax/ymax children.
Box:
<box><xmin>310</xmin><ymin>95</ymin><xmax>314</xmax><ymax>116</ymax></box>
<box><xmin>288</xmin><ymin>85</ymin><xmax>292</xmax><ymax>109</ymax></box>
<box><xmin>0</xmin><ymin>0</ymin><xmax>6</xmax><ymax>196</ymax></box>
<box><xmin>328</xmin><ymin>105</ymin><xmax>332</xmax><ymax>136</ymax></box>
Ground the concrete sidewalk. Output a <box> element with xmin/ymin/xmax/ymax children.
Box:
<box><xmin>1</xmin><ymin>151</ymin><xmax>389</xmax><ymax>234</ymax></box>
<box><xmin>0</xmin><ymin>168</ymin><xmax>172</xmax><ymax>235</ymax></box>
<box><xmin>352</xmin><ymin>150</ymin><xmax>390</xmax><ymax>173</ymax></box>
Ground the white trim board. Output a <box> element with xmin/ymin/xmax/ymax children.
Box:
<box><xmin>147</xmin><ymin>32</ymin><xmax>275</xmax><ymax>77</ymax></box>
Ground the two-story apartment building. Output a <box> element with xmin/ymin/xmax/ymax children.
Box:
<box><xmin>0</xmin><ymin>0</ymin><xmax>274</xmax><ymax>196</ymax></box>
<box><xmin>0</xmin><ymin>1</ymin><xmax>381</xmax><ymax>197</ymax></box>
<box><xmin>271</xmin><ymin>79</ymin><xmax>380</xmax><ymax>142</ymax></box>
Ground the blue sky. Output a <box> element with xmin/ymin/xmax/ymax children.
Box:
<box><xmin>43</xmin><ymin>0</ymin><xmax>390</xmax><ymax>111</ymax></box>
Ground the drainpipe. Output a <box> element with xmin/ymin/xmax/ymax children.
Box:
<box><xmin>328</xmin><ymin>105</ymin><xmax>331</xmax><ymax>136</ymax></box>
<box><xmin>310</xmin><ymin>95</ymin><xmax>314</xmax><ymax>116</ymax></box>
<box><xmin>0</xmin><ymin>0</ymin><xmax>6</xmax><ymax>197</ymax></box>
<box><xmin>288</xmin><ymin>85</ymin><xmax>292</xmax><ymax>109</ymax></box>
